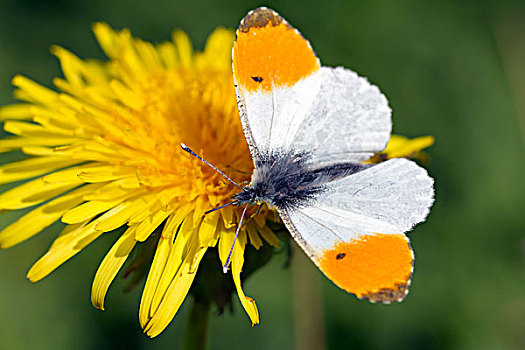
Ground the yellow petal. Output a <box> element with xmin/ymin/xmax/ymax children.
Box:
<box><xmin>91</xmin><ymin>225</ymin><xmax>137</xmax><ymax>310</ymax></box>
<box><xmin>33</xmin><ymin>112</ymin><xmax>89</xmax><ymax>137</ymax></box>
<box><xmin>121</xmin><ymin>41</ymin><xmax>148</xmax><ymax>81</ymax></box>
<box><xmin>161</xmin><ymin>204</ymin><xmax>193</xmax><ymax>240</ymax></box>
<box><xmin>134</xmin><ymin>209</ymin><xmax>174</xmax><ymax>242</ymax></box>
<box><xmin>386</xmin><ymin>135</ymin><xmax>435</xmax><ymax>159</ymax></box>
<box><xmin>365</xmin><ymin>135</ymin><xmax>435</xmax><ymax>164</ymax></box>
<box><xmin>197</xmin><ymin>210</ymin><xmax>219</xmax><ymax>247</ymax></box>
<box><xmin>92</xmin><ymin>22</ymin><xmax>120</xmax><ymax>59</ymax></box>
<box><xmin>94</xmin><ymin>193</ymin><xmax>156</xmax><ymax>232</ymax></box>
<box><xmin>192</xmin><ymin>196</ymin><xmax>207</xmax><ymax>226</ymax></box>
<box><xmin>157</xmin><ymin>42</ymin><xmax>177</xmax><ymax>69</ymax></box>
<box><xmin>139</xmin><ymin>232</ymin><xmax>172</xmax><ymax>328</ymax></box>
<box><xmin>12</xmin><ymin>75</ymin><xmax>58</xmax><ymax>106</ymax></box>
<box><xmin>83</xmin><ymin>178</ymin><xmax>141</xmax><ymax>200</ymax></box>
<box><xmin>220</xmin><ymin>204</ymin><xmax>235</xmax><ymax>229</ymax></box>
<box><xmin>201</xmin><ymin>28</ymin><xmax>234</xmax><ymax>71</ymax></box>
<box><xmin>52</xmin><ymin>141</ymin><xmax>121</xmax><ymax>164</ymax></box>
<box><xmin>0</xmin><ymin>175</ymin><xmax>82</xmax><ymax>210</ymax></box>
<box><xmin>0</xmin><ymin>156</ymin><xmax>83</xmax><ymax>185</ymax></box>
<box><xmin>0</xmin><ymin>136</ymin><xmax>80</xmax><ymax>153</ymax></box>
<box><xmin>4</xmin><ymin>121</ymin><xmax>52</xmax><ymax>136</ymax></box>
<box><xmin>62</xmin><ymin>187</ymin><xmax>142</xmax><ymax>224</ymax></box>
<box><xmin>257</xmin><ymin>224</ymin><xmax>280</xmax><ymax>248</ymax></box>
<box><xmin>218</xmin><ymin>224</ymin><xmax>234</xmax><ymax>264</ymax></box>
<box><xmin>77</xmin><ymin>165</ymin><xmax>136</xmax><ymax>183</ymax></box>
<box><xmin>42</xmin><ymin>163</ymin><xmax>96</xmax><ymax>183</ymax></box>
<box><xmin>27</xmin><ymin>220</ymin><xmax>103</xmax><ymax>282</ymax></box>
<box><xmin>150</xmin><ymin>213</ymin><xmax>194</xmax><ymax>312</ymax></box>
<box><xmin>51</xmin><ymin>46</ymin><xmax>86</xmax><ymax>89</ymax></box>
<box><xmin>143</xmin><ymin>247</ymin><xmax>207</xmax><ymax>337</ymax></box>
<box><xmin>384</xmin><ymin>135</ymin><xmax>410</xmax><ymax>151</ymax></box>
<box><xmin>172</xmin><ymin>30</ymin><xmax>193</xmax><ymax>67</ymax></box>
<box><xmin>0</xmin><ymin>184</ymin><xmax>100</xmax><ymax>248</ymax></box>
<box><xmin>135</xmin><ymin>40</ymin><xmax>162</xmax><ymax>71</ymax></box>
<box><xmin>246</xmin><ymin>223</ymin><xmax>263</xmax><ymax>250</ymax></box>
<box><xmin>109</xmin><ymin>79</ymin><xmax>144</xmax><ymax>110</ymax></box>
<box><xmin>253</xmin><ymin>211</ymin><xmax>267</xmax><ymax>227</ymax></box>
<box><xmin>0</xmin><ymin>104</ymin><xmax>33</xmax><ymax>120</ymax></box>
<box><xmin>128</xmin><ymin>194</ymin><xmax>164</xmax><ymax>224</ymax></box>
<box><xmin>139</xmin><ymin>211</ymin><xmax>193</xmax><ymax>328</ymax></box>
<box><xmin>219</xmin><ymin>225</ymin><xmax>259</xmax><ymax>325</ymax></box>
<box><xmin>20</xmin><ymin>146</ymin><xmax>53</xmax><ymax>156</ymax></box>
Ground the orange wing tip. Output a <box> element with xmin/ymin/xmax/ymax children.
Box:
<box><xmin>319</xmin><ymin>233</ymin><xmax>414</xmax><ymax>303</ymax></box>
<box><xmin>233</xmin><ymin>7</ymin><xmax>320</xmax><ymax>91</ymax></box>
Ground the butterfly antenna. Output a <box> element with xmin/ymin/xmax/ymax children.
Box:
<box><xmin>181</xmin><ymin>143</ymin><xmax>242</xmax><ymax>189</ymax></box>
<box><xmin>223</xmin><ymin>204</ymin><xmax>248</xmax><ymax>274</ymax></box>
<box><xmin>205</xmin><ymin>201</ymin><xmax>234</xmax><ymax>215</ymax></box>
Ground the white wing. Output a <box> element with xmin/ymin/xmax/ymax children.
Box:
<box><xmin>236</xmin><ymin>71</ymin><xmax>323</xmax><ymax>160</ymax></box>
<box><xmin>232</xmin><ymin>7</ymin><xmax>322</xmax><ymax>163</ymax></box>
<box><xmin>279</xmin><ymin>158</ymin><xmax>434</xmax><ymax>302</ymax></box>
<box><xmin>291</xmin><ymin>67</ymin><xmax>391</xmax><ymax>166</ymax></box>
<box><xmin>236</xmin><ymin>67</ymin><xmax>392</xmax><ymax>165</ymax></box>
<box><xmin>232</xmin><ymin>8</ymin><xmax>391</xmax><ymax>165</ymax></box>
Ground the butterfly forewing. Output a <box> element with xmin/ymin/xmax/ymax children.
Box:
<box><xmin>233</xmin><ymin>7</ymin><xmax>321</xmax><ymax>161</ymax></box>
<box><xmin>290</xmin><ymin>67</ymin><xmax>392</xmax><ymax>166</ymax></box>
<box><xmin>233</xmin><ymin>8</ymin><xmax>391</xmax><ymax>166</ymax></box>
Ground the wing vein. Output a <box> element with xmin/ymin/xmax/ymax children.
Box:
<box><xmin>297</xmin><ymin>209</ymin><xmax>347</xmax><ymax>242</ymax></box>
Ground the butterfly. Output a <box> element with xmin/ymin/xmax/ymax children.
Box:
<box><xmin>183</xmin><ymin>7</ymin><xmax>434</xmax><ymax>303</ymax></box>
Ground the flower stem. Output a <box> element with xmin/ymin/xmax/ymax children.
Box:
<box><xmin>184</xmin><ymin>298</ymin><xmax>211</xmax><ymax>350</ymax></box>
<box><xmin>292</xmin><ymin>242</ymin><xmax>326</xmax><ymax>350</ymax></box>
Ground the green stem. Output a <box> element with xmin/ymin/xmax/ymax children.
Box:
<box><xmin>292</xmin><ymin>242</ymin><xmax>326</xmax><ymax>350</ymax></box>
<box><xmin>184</xmin><ymin>298</ymin><xmax>211</xmax><ymax>350</ymax></box>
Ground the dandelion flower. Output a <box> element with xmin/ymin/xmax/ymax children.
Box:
<box><xmin>0</xmin><ymin>23</ymin><xmax>280</xmax><ymax>337</ymax></box>
<box><xmin>0</xmin><ymin>23</ymin><xmax>433</xmax><ymax>337</ymax></box>
<box><xmin>368</xmin><ymin>135</ymin><xmax>435</xmax><ymax>163</ymax></box>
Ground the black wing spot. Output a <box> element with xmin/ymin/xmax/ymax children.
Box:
<box><xmin>251</xmin><ymin>76</ymin><xmax>263</xmax><ymax>83</ymax></box>
<box><xmin>336</xmin><ymin>253</ymin><xmax>346</xmax><ymax>260</ymax></box>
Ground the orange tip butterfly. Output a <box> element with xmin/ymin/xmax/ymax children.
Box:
<box><xmin>185</xmin><ymin>7</ymin><xmax>434</xmax><ymax>303</ymax></box>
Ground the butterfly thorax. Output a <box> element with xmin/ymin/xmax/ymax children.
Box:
<box><xmin>231</xmin><ymin>151</ymin><xmax>368</xmax><ymax>210</ymax></box>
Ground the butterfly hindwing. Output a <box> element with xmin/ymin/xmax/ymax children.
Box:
<box><xmin>279</xmin><ymin>159</ymin><xmax>434</xmax><ymax>302</ymax></box>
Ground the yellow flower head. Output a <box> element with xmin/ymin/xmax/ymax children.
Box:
<box><xmin>0</xmin><ymin>24</ymin><xmax>280</xmax><ymax>337</ymax></box>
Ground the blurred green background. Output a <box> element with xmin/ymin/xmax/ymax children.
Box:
<box><xmin>1</xmin><ymin>0</ymin><xmax>524</xmax><ymax>349</ymax></box>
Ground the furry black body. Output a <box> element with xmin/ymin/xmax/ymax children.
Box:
<box><xmin>231</xmin><ymin>151</ymin><xmax>369</xmax><ymax>210</ymax></box>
